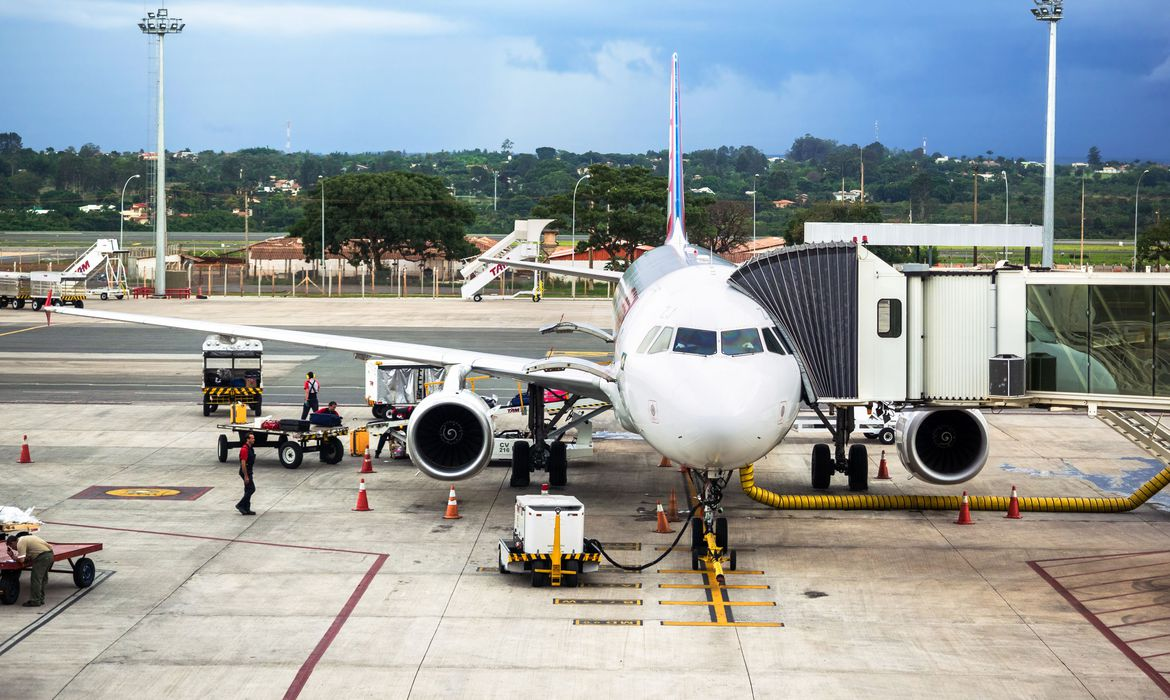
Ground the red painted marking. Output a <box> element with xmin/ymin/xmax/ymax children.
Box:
<box><xmin>1083</xmin><ymin>588</ymin><xmax>1166</xmax><ymax>604</ymax></box>
<box><xmin>283</xmin><ymin>553</ymin><xmax>387</xmax><ymax>699</ymax></box>
<box><xmin>1145</xmin><ymin>651</ymin><xmax>1170</xmax><ymax>661</ymax></box>
<box><xmin>1036</xmin><ymin>550</ymin><xmax>1170</xmax><ymax>567</ymax></box>
<box><xmin>1053</xmin><ymin>560</ymin><xmax>1170</xmax><ymax>580</ymax></box>
<box><xmin>1030</xmin><ymin>560</ymin><xmax>1170</xmax><ymax>696</ymax></box>
<box><xmin>1096</xmin><ymin>601</ymin><xmax>1170</xmax><ymax>616</ymax></box>
<box><xmin>44</xmin><ymin>520</ymin><xmax>389</xmax><ymax>697</ymax></box>
<box><xmin>1110</xmin><ymin>614</ymin><xmax>1170</xmax><ymax>630</ymax></box>
<box><xmin>1068</xmin><ymin>573</ymin><xmax>1170</xmax><ymax>592</ymax></box>
<box><xmin>1124</xmin><ymin>632</ymin><xmax>1170</xmax><ymax>645</ymax></box>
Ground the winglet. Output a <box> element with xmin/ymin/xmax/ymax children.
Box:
<box><xmin>664</xmin><ymin>53</ymin><xmax>687</xmax><ymax>253</ymax></box>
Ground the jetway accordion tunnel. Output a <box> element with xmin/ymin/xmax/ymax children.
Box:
<box><xmin>738</xmin><ymin>464</ymin><xmax>1170</xmax><ymax>514</ymax></box>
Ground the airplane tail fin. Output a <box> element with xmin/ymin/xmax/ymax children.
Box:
<box><xmin>665</xmin><ymin>53</ymin><xmax>687</xmax><ymax>253</ymax></box>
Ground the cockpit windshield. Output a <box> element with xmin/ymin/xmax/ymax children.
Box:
<box><xmin>672</xmin><ymin>327</ymin><xmax>717</xmax><ymax>356</ymax></box>
<box><xmin>721</xmin><ymin>328</ymin><xmax>762</xmax><ymax>356</ymax></box>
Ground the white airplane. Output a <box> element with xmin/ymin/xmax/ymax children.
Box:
<box><xmin>48</xmin><ymin>55</ymin><xmax>986</xmax><ymax>550</ymax></box>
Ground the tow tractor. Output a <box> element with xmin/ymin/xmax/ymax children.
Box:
<box><xmin>498</xmin><ymin>491</ymin><xmax>601</xmax><ymax>587</ymax></box>
<box><xmin>202</xmin><ymin>335</ymin><xmax>263</xmax><ymax>416</ymax></box>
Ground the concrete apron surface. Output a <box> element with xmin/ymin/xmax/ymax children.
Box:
<box><xmin>1</xmin><ymin>403</ymin><xmax>1169</xmax><ymax>699</ymax></box>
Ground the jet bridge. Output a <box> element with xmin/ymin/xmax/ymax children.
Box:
<box><xmin>730</xmin><ymin>242</ymin><xmax>1170</xmax><ymax>412</ymax></box>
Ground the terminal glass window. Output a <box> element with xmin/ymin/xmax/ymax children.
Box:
<box><xmin>647</xmin><ymin>326</ymin><xmax>674</xmax><ymax>354</ymax></box>
<box><xmin>672</xmin><ymin>328</ymin><xmax>717</xmax><ymax>356</ymax></box>
<box><xmin>1026</xmin><ymin>285</ymin><xmax>1091</xmax><ymax>393</ymax></box>
<box><xmin>1157</xmin><ymin>289</ymin><xmax>1170</xmax><ymax>395</ymax></box>
<box><xmin>721</xmin><ymin>328</ymin><xmax>763</xmax><ymax>356</ymax></box>
<box><xmin>637</xmin><ymin>325</ymin><xmax>662</xmax><ymax>353</ymax></box>
<box><xmin>1089</xmin><ymin>286</ymin><xmax>1153</xmax><ymax>396</ymax></box>
<box><xmin>877</xmin><ymin>299</ymin><xmax>902</xmax><ymax>338</ymax></box>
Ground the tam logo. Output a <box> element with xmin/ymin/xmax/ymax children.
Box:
<box><xmin>77</xmin><ymin>261</ymin><xmax>91</xmax><ymax>273</ymax></box>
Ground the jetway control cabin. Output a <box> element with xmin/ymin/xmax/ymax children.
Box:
<box><xmin>731</xmin><ymin>242</ymin><xmax>1170</xmax><ymax>412</ymax></box>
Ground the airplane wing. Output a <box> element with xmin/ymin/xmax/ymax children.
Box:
<box><xmin>48</xmin><ymin>306</ymin><xmax>615</xmax><ymax>400</ymax></box>
<box><xmin>480</xmin><ymin>257</ymin><xmax>624</xmax><ymax>282</ymax></box>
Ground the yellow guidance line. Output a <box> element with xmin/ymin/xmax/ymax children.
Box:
<box><xmin>659</xmin><ymin>584</ymin><xmax>770</xmax><ymax>590</ymax></box>
<box><xmin>658</xmin><ymin>569</ymin><xmax>764</xmax><ymax>576</ymax></box>
<box><xmin>662</xmin><ymin>621</ymin><xmax>784</xmax><ymax>628</ymax></box>
<box><xmin>660</xmin><ymin>600</ymin><xmax>776</xmax><ymax>607</ymax></box>
<box><xmin>0</xmin><ymin>325</ymin><xmax>44</xmax><ymax>338</ymax></box>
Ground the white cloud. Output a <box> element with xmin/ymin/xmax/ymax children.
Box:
<box><xmin>1149</xmin><ymin>55</ymin><xmax>1170</xmax><ymax>82</ymax></box>
<box><xmin>0</xmin><ymin>1</ymin><xmax>457</xmax><ymax>36</ymax></box>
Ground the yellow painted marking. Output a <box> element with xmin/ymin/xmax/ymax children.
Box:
<box><xmin>0</xmin><ymin>326</ymin><xmax>43</xmax><ymax>337</ymax></box>
<box><xmin>658</xmin><ymin>569</ymin><xmax>764</xmax><ymax>576</ymax></box>
<box><xmin>104</xmin><ymin>488</ymin><xmax>182</xmax><ymax>498</ymax></box>
<box><xmin>573</xmin><ymin>619</ymin><xmax>642</xmax><ymax>626</ymax></box>
<box><xmin>553</xmin><ymin>599</ymin><xmax>642</xmax><ymax>606</ymax></box>
<box><xmin>659</xmin><ymin>584</ymin><xmax>770</xmax><ymax>590</ymax></box>
<box><xmin>580</xmin><ymin>582</ymin><xmax>642</xmax><ymax>589</ymax></box>
<box><xmin>659</xmin><ymin>627</ymin><xmax>786</xmax><ymax>632</ymax></box>
<box><xmin>705</xmin><ymin>562</ymin><xmax>729</xmax><ymax>624</ymax></box>
<box><xmin>660</xmin><ymin>600</ymin><xmax>776</xmax><ymax>607</ymax></box>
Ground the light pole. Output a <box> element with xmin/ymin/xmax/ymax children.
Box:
<box><xmin>571</xmin><ymin>173</ymin><xmax>590</xmax><ymax>259</ymax></box>
<box><xmin>119</xmin><ymin>174</ymin><xmax>141</xmax><ymax>249</ymax></box>
<box><xmin>138</xmin><ymin>7</ymin><xmax>184</xmax><ymax>297</ymax></box>
<box><xmin>1031</xmin><ymin>0</ymin><xmax>1062</xmax><ymax>268</ymax></box>
<box><xmin>1001</xmin><ymin>170</ymin><xmax>1009</xmax><ymax>259</ymax></box>
<box><xmin>318</xmin><ymin>175</ymin><xmax>326</xmax><ymax>280</ymax></box>
<box><xmin>492</xmin><ymin>169</ymin><xmax>498</xmax><ymax>211</ymax></box>
<box><xmin>752</xmin><ymin>173</ymin><xmax>759</xmax><ymax>245</ymax></box>
<box><xmin>1134</xmin><ymin>169</ymin><xmax>1151</xmax><ymax>271</ymax></box>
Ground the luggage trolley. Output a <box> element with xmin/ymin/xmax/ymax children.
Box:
<box><xmin>0</xmin><ymin>272</ymin><xmax>29</xmax><ymax>310</ymax></box>
<box><xmin>202</xmin><ymin>335</ymin><xmax>263</xmax><ymax>416</ymax></box>
<box><xmin>29</xmin><ymin>271</ymin><xmax>86</xmax><ymax>310</ymax></box>
<box><xmin>216</xmin><ymin>421</ymin><xmax>349</xmax><ymax>469</ymax></box>
<box><xmin>0</xmin><ymin>542</ymin><xmax>104</xmax><ymax>605</ymax></box>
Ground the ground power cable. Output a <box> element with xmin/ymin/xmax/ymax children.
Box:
<box><xmin>585</xmin><ymin>504</ymin><xmax>698</xmax><ymax>572</ymax></box>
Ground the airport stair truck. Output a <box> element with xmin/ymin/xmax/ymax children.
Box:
<box><xmin>65</xmin><ymin>238</ymin><xmax>129</xmax><ymax>300</ymax></box>
<box><xmin>201</xmin><ymin>335</ymin><xmax>263</xmax><ymax>416</ymax></box>
<box><xmin>460</xmin><ymin>219</ymin><xmax>553</xmax><ymax>302</ymax></box>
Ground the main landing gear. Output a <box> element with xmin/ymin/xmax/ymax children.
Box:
<box><xmin>810</xmin><ymin>405</ymin><xmax>868</xmax><ymax>492</ymax></box>
<box><xmin>509</xmin><ymin>384</ymin><xmax>607</xmax><ymax>490</ymax></box>
<box><xmin>686</xmin><ymin>469</ymin><xmax>738</xmax><ymax>580</ymax></box>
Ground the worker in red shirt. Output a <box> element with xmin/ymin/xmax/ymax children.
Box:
<box><xmin>301</xmin><ymin>371</ymin><xmax>320</xmax><ymax>420</ymax></box>
<box><xmin>236</xmin><ymin>433</ymin><xmax>256</xmax><ymax>515</ymax></box>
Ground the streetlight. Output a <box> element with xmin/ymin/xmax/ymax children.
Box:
<box><xmin>119</xmin><ymin>174</ymin><xmax>141</xmax><ymax>249</ymax></box>
<box><xmin>318</xmin><ymin>175</ymin><xmax>326</xmax><ymax>281</ymax></box>
<box><xmin>1134</xmin><ymin>169</ymin><xmax>1151</xmax><ymax>271</ymax></box>
<box><xmin>138</xmin><ymin>7</ymin><xmax>184</xmax><ymax>297</ymax></box>
<box><xmin>571</xmin><ymin>173</ymin><xmax>590</xmax><ymax>259</ymax></box>
<box><xmin>1001</xmin><ymin>170</ymin><xmax>1009</xmax><ymax>260</ymax></box>
<box><xmin>752</xmin><ymin>173</ymin><xmax>759</xmax><ymax>245</ymax></box>
<box><xmin>1031</xmin><ymin>0</ymin><xmax>1062</xmax><ymax>268</ymax></box>
<box><xmin>491</xmin><ymin>169</ymin><xmax>498</xmax><ymax>211</ymax></box>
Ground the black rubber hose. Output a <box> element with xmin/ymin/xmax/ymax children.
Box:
<box><xmin>585</xmin><ymin>505</ymin><xmax>698</xmax><ymax>572</ymax></box>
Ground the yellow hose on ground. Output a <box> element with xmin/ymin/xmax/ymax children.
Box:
<box><xmin>739</xmin><ymin>463</ymin><xmax>1170</xmax><ymax>513</ymax></box>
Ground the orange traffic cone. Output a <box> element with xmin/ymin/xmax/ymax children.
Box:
<box><xmin>443</xmin><ymin>486</ymin><xmax>462</xmax><ymax>519</ymax></box>
<box><xmin>16</xmin><ymin>435</ymin><xmax>32</xmax><ymax>464</ymax></box>
<box><xmin>1005</xmin><ymin>485</ymin><xmax>1022</xmax><ymax>519</ymax></box>
<box><xmin>654</xmin><ymin>501</ymin><xmax>674</xmax><ymax>533</ymax></box>
<box><xmin>358</xmin><ymin>449</ymin><xmax>376</xmax><ymax>474</ymax></box>
<box><xmin>352</xmin><ymin>478</ymin><xmax>372</xmax><ymax>512</ymax></box>
<box><xmin>658</xmin><ymin>455</ymin><xmax>671</xmax><ymax>468</ymax></box>
<box><xmin>875</xmin><ymin>450</ymin><xmax>891</xmax><ymax>480</ymax></box>
<box><xmin>955</xmin><ymin>491</ymin><xmax>973</xmax><ymax>525</ymax></box>
<box><xmin>667</xmin><ymin>489</ymin><xmax>681</xmax><ymax>523</ymax></box>
<box><xmin>540</xmin><ymin>483</ymin><xmax>549</xmax><ymax>496</ymax></box>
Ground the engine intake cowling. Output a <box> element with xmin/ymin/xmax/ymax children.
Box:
<box><xmin>406</xmin><ymin>390</ymin><xmax>493</xmax><ymax>481</ymax></box>
<box><xmin>895</xmin><ymin>408</ymin><xmax>989</xmax><ymax>485</ymax></box>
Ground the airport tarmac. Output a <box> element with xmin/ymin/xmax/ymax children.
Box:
<box><xmin>3</xmin><ymin>298</ymin><xmax>1170</xmax><ymax>698</ymax></box>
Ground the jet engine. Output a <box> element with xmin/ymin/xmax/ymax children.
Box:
<box><xmin>895</xmin><ymin>408</ymin><xmax>989</xmax><ymax>485</ymax></box>
<box><xmin>406</xmin><ymin>390</ymin><xmax>494</xmax><ymax>481</ymax></box>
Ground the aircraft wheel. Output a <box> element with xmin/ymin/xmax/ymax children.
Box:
<box><xmin>715</xmin><ymin>517</ymin><xmax>729</xmax><ymax>551</ymax></box>
<box><xmin>690</xmin><ymin>517</ymin><xmax>705</xmax><ymax>556</ymax></box>
<box><xmin>847</xmin><ymin>443</ymin><xmax>868</xmax><ymax>492</ymax></box>
<box><xmin>729</xmin><ymin>549</ymin><xmax>737</xmax><ymax>571</ymax></box>
<box><xmin>811</xmin><ymin>443</ymin><xmax>832</xmax><ymax>490</ymax></box>
<box><xmin>510</xmin><ymin>441</ymin><xmax>531</xmax><ymax>488</ymax></box>
<box><xmin>548</xmin><ymin>442</ymin><xmax>567</xmax><ymax>487</ymax></box>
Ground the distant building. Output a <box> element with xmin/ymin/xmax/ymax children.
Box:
<box><xmin>772</xmin><ymin>199</ymin><xmax>796</xmax><ymax>209</ymax></box>
<box><xmin>1099</xmin><ymin>166</ymin><xmax>1124</xmax><ymax>176</ymax></box>
<box><xmin>689</xmin><ymin>186</ymin><xmax>715</xmax><ymax>195</ymax></box>
<box><xmin>833</xmin><ymin>189</ymin><xmax>863</xmax><ymax>203</ymax></box>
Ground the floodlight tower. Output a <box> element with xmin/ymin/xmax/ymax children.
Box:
<box><xmin>138</xmin><ymin>8</ymin><xmax>185</xmax><ymax>296</ymax></box>
<box><xmin>1031</xmin><ymin>0</ymin><xmax>1062</xmax><ymax>268</ymax></box>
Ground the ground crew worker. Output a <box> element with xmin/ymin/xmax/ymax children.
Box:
<box><xmin>301</xmin><ymin>372</ymin><xmax>320</xmax><ymax>420</ymax></box>
<box><xmin>5</xmin><ymin>533</ymin><xmax>53</xmax><ymax>607</ymax></box>
<box><xmin>236</xmin><ymin>432</ymin><xmax>256</xmax><ymax>515</ymax></box>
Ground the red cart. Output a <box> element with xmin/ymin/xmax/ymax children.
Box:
<box><xmin>0</xmin><ymin>542</ymin><xmax>103</xmax><ymax>605</ymax></box>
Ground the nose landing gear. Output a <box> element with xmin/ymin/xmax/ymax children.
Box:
<box><xmin>686</xmin><ymin>469</ymin><xmax>739</xmax><ymax>582</ymax></box>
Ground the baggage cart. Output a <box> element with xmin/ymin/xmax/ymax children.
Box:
<box><xmin>216</xmin><ymin>423</ymin><xmax>348</xmax><ymax>469</ymax></box>
<box><xmin>202</xmin><ymin>335</ymin><xmax>263</xmax><ymax>416</ymax></box>
<box><xmin>0</xmin><ymin>542</ymin><xmax>104</xmax><ymax>605</ymax></box>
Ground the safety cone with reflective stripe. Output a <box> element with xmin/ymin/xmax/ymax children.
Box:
<box><xmin>16</xmin><ymin>435</ymin><xmax>32</xmax><ymax>464</ymax></box>
<box><xmin>667</xmin><ymin>489</ymin><xmax>681</xmax><ymax>523</ymax></box>
<box><xmin>358</xmin><ymin>449</ymin><xmax>376</xmax><ymax>474</ymax></box>
<box><xmin>658</xmin><ymin>455</ymin><xmax>671</xmax><ymax>468</ymax></box>
<box><xmin>875</xmin><ymin>450</ymin><xmax>891</xmax><ymax>480</ymax></box>
<box><xmin>1005</xmin><ymin>485</ymin><xmax>1022</xmax><ymax>519</ymax></box>
<box><xmin>353</xmin><ymin>478</ymin><xmax>372</xmax><ymax>512</ymax></box>
<box><xmin>654</xmin><ymin>501</ymin><xmax>674</xmax><ymax>533</ymax></box>
<box><xmin>443</xmin><ymin>486</ymin><xmax>461</xmax><ymax>519</ymax></box>
<box><xmin>955</xmin><ymin>491</ymin><xmax>973</xmax><ymax>525</ymax></box>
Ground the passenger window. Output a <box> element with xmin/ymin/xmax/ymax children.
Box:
<box><xmin>648</xmin><ymin>326</ymin><xmax>674</xmax><ymax>354</ymax></box>
<box><xmin>673</xmin><ymin>327</ymin><xmax>717</xmax><ymax>356</ymax></box>
<box><xmin>763</xmin><ymin>327</ymin><xmax>787</xmax><ymax>355</ymax></box>
<box><xmin>877</xmin><ymin>299</ymin><xmax>902</xmax><ymax>338</ymax></box>
<box><xmin>721</xmin><ymin>328</ymin><xmax>762</xmax><ymax>356</ymax></box>
<box><xmin>638</xmin><ymin>325</ymin><xmax>662</xmax><ymax>353</ymax></box>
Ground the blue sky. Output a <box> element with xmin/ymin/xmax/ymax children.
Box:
<box><xmin>1</xmin><ymin>1</ymin><xmax>1168</xmax><ymax>161</ymax></box>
